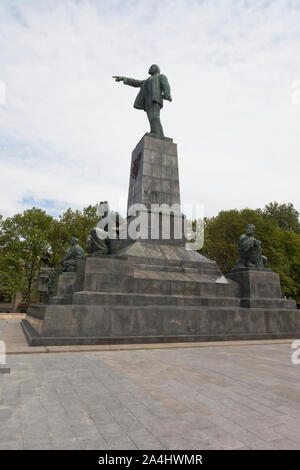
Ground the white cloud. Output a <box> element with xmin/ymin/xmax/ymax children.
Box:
<box><xmin>0</xmin><ymin>0</ymin><xmax>300</xmax><ymax>218</ymax></box>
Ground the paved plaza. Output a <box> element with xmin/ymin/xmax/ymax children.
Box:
<box><xmin>0</xmin><ymin>320</ymin><xmax>300</xmax><ymax>450</ymax></box>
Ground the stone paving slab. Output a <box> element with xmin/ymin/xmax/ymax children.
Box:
<box><xmin>1</xmin><ymin>327</ymin><xmax>300</xmax><ymax>450</ymax></box>
<box><xmin>0</xmin><ymin>314</ymin><xmax>25</xmax><ymax>321</ymax></box>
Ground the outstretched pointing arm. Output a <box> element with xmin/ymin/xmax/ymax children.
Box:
<box><xmin>113</xmin><ymin>76</ymin><xmax>144</xmax><ymax>87</ymax></box>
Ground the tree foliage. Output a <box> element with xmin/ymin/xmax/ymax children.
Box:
<box><xmin>259</xmin><ymin>202</ymin><xmax>300</xmax><ymax>233</ymax></box>
<box><xmin>0</xmin><ymin>208</ymin><xmax>53</xmax><ymax>302</ymax></box>
<box><xmin>0</xmin><ymin>205</ymin><xmax>99</xmax><ymax>304</ymax></box>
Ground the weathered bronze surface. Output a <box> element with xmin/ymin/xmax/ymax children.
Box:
<box><xmin>232</xmin><ymin>224</ymin><xmax>267</xmax><ymax>270</ymax></box>
<box><xmin>113</xmin><ymin>64</ymin><xmax>172</xmax><ymax>138</ymax></box>
<box><xmin>61</xmin><ymin>237</ymin><xmax>85</xmax><ymax>272</ymax></box>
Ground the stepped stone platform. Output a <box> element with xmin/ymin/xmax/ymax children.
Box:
<box><xmin>22</xmin><ymin>135</ymin><xmax>300</xmax><ymax>346</ymax></box>
<box><xmin>23</xmin><ymin>240</ymin><xmax>300</xmax><ymax>346</ymax></box>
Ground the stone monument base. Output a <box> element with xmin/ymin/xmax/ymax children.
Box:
<box><xmin>22</xmin><ymin>134</ymin><xmax>300</xmax><ymax>346</ymax></box>
<box><xmin>22</xmin><ymin>242</ymin><xmax>300</xmax><ymax>346</ymax></box>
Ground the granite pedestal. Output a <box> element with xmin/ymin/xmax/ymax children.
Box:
<box><xmin>124</xmin><ymin>134</ymin><xmax>185</xmax><ymax>247</ymax></box>
<box><xmin>227</xmin><ymin>268</ymin><xmax>296</xmax><ymax>309</ymax></box>
<box><xmin>49</xmin><ymin>272</ymin><xmax>76</xmax><ymax>305</ymax></box>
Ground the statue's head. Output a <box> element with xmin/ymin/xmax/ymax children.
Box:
<box><xmin>148</xmin><ymin>64</ymin><xmax>160</xmax><ymax>75</ymax></box>
<box><xmin>71</xmin><ymin>237</ymin><xmax>78</xmax><ymax>245</ymax></box>
<box><xmin>97</xmin><ymin>201</ymin><xmax>109</xmax><ymax>218</ymax></box>
<box><xmin>246</xmin><ymin>224</ymin><xmax>255</xmax><ymax>235</ymax></box>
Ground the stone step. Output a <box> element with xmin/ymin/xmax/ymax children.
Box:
<box><xmin>24</xmin><ymin>303</ymin><xmax>300</xmax><ymax>345</ymax></box>
<box><xmin>49</xmin><ymin>295</ymin><xmax>73</xmax><ymax>305</ymax></box>
<box><xmin>80</xmin><ymin>267</ymin><xmax>241</xmax><ymax>297</ymax></box>
<box><xmin>118</xmin><ymin>240</ymin><xmax>221</xmax><ymax>275</ymax></box>
<box><xmin>132</xmin><ymin>263</ymin><xmax>219</xmax><ymax>275</ymax></box>
<box><xmin>26</xmin><ymin>304</ymin><xmax>46</xmax><ymax>319</ymax></box>
<box><xmin>132</xmin><ymin>275</ymin><xmax>240</xmax><ymax>297</ymax></box>
<box><xmin>241</xmin><ymin>298</ymin><xmax>296</xmax><ymax>309</ymax></box>
<box><xmin>128</xmin><ymin>257</ymin><xmax>221</xmax><ymax>274</ymax></box>
<box><xmin>72</xmin><ymin>291</ymin><xmax>241</xmax><ymax>307</ymax></box>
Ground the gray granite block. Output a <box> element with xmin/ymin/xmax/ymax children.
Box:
<box><xmin>227</xmin><ymin>269</ymin><xmax>283</xmax><ymax>299</ymax></box>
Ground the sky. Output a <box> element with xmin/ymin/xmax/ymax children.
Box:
<box><xmin>0</xmin><ymin>0</ymin><xmax>300</xmax><ymax>219</ymax></box>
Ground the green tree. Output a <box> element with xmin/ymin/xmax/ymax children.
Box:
<box><xmin>200</xmin><ymin>208</ymin><xmax>300</xmax><ymax>300</ymax></box>
<box><xmin>57</xmin><ymin>204</ymin><xmax>100</xmax><ymax>252</ymax></box>
<box><xmin>0</xmin><ymin>204</ymin><xmax>100</xmax><ymax>305</ymax></box>
<box><xmin>271</xmin><ymin>229</ymin><xmax>300</xmax><ymax>299</ymax></box>
<box><xmin>0</xmin><ymin>208</ymin><xmax>53</xmax><ymax>303</ymax></box>
<box><xmin>0</xmin><ymin>214</ymin><xmax>25</xmax><ymax>300</ymax></box>
<box><xmin>260</xmin><ymin>202</ymin><xmax>300</xmax><ymax>233</ymax></box>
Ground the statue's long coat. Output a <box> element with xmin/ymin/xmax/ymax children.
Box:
<box><xmin>123</xmin><ymin>74</ymin><xmax>171</xmax><ymax>110</ymax></box>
